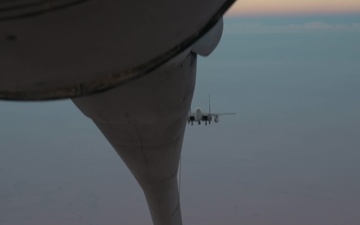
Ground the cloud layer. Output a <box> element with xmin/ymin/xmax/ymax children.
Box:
<box><xmin>224</xmin><ymin>21</ymin><xmax>360</xmax><ymax>34</ymax></box>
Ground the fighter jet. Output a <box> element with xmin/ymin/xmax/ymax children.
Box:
<box><xmin>188</xmin><ymin>96</ymin><xmax>236</xmax><ymax>125</ymax></box>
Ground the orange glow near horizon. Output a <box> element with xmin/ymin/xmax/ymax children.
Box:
<box><xmin>227</xmin><ymin>0</ymin><xmax>360</xmax><ymax>17</ymax></box>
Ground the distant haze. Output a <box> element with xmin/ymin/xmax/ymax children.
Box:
<box><xmin>227</xmin><ymin>1</ymin><xmax>360</xmax><ymax>16</ymax></box>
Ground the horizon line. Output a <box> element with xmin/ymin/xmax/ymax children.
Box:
<box><xmin>224</xmin><ymin>11</ymin><xmax>360</xmax><ymax>18</ymax></box>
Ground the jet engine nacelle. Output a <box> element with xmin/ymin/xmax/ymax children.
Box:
<box><xmin>194</xmin><ymin>108</ymin><xmax>202</xmax><ymax>121</ymax></box>
<box><xmin>214</xmin><ymin>115</ymin><xmax>219</xmax><ymax>123</ymax></box>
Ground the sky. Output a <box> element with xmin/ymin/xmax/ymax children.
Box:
<box><xmin>1</xmin><ymin>2</ymin><xmax>360</xmax><ymax>225</ymax></box>
<box><xmin>227</xmin><ymin>0</ymin><xmax>360</xmax><ymax>16</ymax></box>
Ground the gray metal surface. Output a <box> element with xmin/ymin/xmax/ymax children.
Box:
<box><xmin>73</xmin><ymin>53</ymin><xmax>197</xmax><ymax>225</ymax></box>
<box><xmin>71</xmin><ymin>17</ymin><xmax>224</xmax><ymax>225</ymax></box>
<box><xmin>0</xmin><ymin>0</ymin><xmax>235</xmax><ymax>100</ymax></box>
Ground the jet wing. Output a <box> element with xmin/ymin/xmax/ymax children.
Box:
<box><xmin>211</xmin><ymin>113</ymin><xmax>237</xmax><ymax>116</ymax></box>
<box><xmin>0</xmin><ymin>0</ymin><xmax>235</xmax><ymax>100</ymax></box>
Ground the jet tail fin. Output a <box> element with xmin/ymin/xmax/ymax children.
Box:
<box><xmin>208</xmin><ymin>95</ymin><xmax>211</xmax><ymax>114</ymax></box>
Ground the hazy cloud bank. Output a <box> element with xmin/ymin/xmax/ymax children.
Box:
<box><xmin>225</xmin><ymin>21</ymin><xmax>360</xmax><ymax>34</ymax></box>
